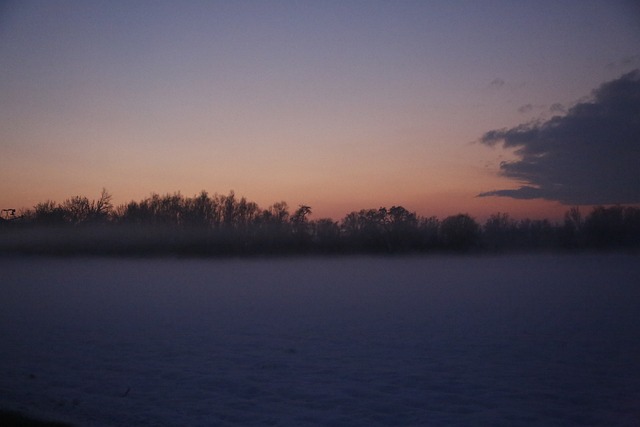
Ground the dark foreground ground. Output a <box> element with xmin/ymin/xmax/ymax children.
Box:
<box><xmin>2</xmin><ymin>255</ymin><xmax>639</xmax><ymax>426</ymax></box>
<box><xmin>0</xmin><ymin>410</ymin><xmax>73</xmax><ymax>427</ymax></box>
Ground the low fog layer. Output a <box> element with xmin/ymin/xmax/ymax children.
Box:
<box><xmin>3</xmin><ymin>190</ymin><xmax>640</xmax><ymax>256</ymax></box>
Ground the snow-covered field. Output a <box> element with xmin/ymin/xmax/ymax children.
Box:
<box><xmin>1</xmin><ymin>255</ymin><xmax>639</xmax><ymax>426</ymax></box>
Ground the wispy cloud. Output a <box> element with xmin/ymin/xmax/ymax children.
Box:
<box><xmin>488</xmin><ymin>78</ymin><xmax>505</xmax><ymax>89</ymax></box>
<box><xmin>549</xmin><ymin>103</ymin><xmax>565</xmax><ymax>114</ymax></box>
<box><xmin>478</xmin><ymin>70</ymin><xmax>640</xmax><ymax>205</ymax></box>
<box><xmin>606</xmin><ymin>55</ymin><xmax>640</xmax><ymax>70</ymax></box>
<box><xmin>517</xmin><ymin>104</ymin><xmax>533</xmax><ymax>114</ymax></box>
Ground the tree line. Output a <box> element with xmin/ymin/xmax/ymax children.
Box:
<box><xmin>1</xmin><ymin>189</ymin><xmax>639</xmax><ymax>256</ymax></box>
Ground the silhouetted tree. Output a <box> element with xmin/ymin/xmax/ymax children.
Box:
<box><xmin>440</xmin><ymin>214</ymin><xmax>480</xmax><ymax>251</ymax></box>
<box><xmin>583</xmin><ymin>206</ymin><xmax>640</xmax><ymax>249</ymax></box>
<box><xmin>291</xmin><ymin>205</ymin><xmax>313</xmax><ymax>249</ymax></box>
<box><xmin>292</xmin><ymin>205</ymin><xmax>312</xmax><ymax>224</ymax></box>
<box><xmin>340</xmin><ymin>208</ymin><xmax>390</xmax><ymax>252</ymax></box>
<box><xmin>338</xmin><ymin>206</ymin><xmax>423</xmax><ymax>252</ymax></box>
<box><xmin>218</xmin><ymin>191</ymin><xmax>260</xmax><ymax>231</ymax></box>
<box><xmin>418</xmin><ymin>216</ymin><xmax>440</xmax><ymax>250</ymax></box>
<box><xmin>515</xmin><ymin>218</ymin><xmax>557</xmax><ymax>250</ymax></box>
<box><xmin>312</xmin><ymin>218</ymin><xmax>342</xmax><ymax>252</ymax></box>
<box><xmin>182</xmin><ymin>191</ymin><xmax>219</xmax><ymax>228</ymax></box>
<box><xmin>483</xmin><ymin>213</ymin><xmax>517</xmax><ymax>251</ymax></box>
<box><xmin>562</xmin><ymin>206</ymin><xmax>584</xmax><ymax>248</ymax></box>
<box><xmin>29</xmin><ymin>200</ymin><xmax>66</xmax><ymax>225</ymax></box>
<box><xmin>268</xmin><ymin>202</ymin><xmax>290</xmax><ymax>223</ymax></box>
<box><xmin>385</xmin><ymin>206</ymin><xmax>420</xmax><ymax>251</ymax></box>
<box><xmin>225</xmin><ymin>200</ymin><xmax>290</xmax><ymax>254</ymax></box>
<box><xmin>94</xmin><ymin>188</ymin><xmax>113</xmax><ymax>221</ymax></box>
<box><xmin>62</xmin><ymin>196</ymin><xmax>93</xmax><ymax>224</ymax></box>
<box><xmin>59</xmin><ymin>189</ymin><xmax>113</xmax><ymax>224</ymax></box>
<box><xmin>6</xmin><ymin>188</ymin><xmax>640</xmax><ymax>256</ymax></box>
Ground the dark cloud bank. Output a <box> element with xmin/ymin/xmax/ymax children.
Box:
<box><xmin>478</xmin><ymin>70</ymin><xmax>640</xmax><ymax>205</ymax></box>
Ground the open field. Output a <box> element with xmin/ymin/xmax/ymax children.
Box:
<box><xmin>1</xmin><ymin>255</ymin><xmax>639</xmax><ymax>426</ymax></box>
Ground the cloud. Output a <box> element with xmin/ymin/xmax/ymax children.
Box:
<box><xmin>488</xmin><ymin>78</ymin><xmax>505</xmax><ymax>89</ymax></box>
<box><xmin>607</xmin><ymin>55</ymin><xmax>640</xmax><ymax>70</ymax></box>
<box><xmin>477</xmin><ymin>70</ymin><xmax>640</xmax><ymax>205</ymax></box>
<box><xmin>517</xmin><ymin>104</ymin><xmax>533</xmax><ymax>114</ymax></box>
<box><xmin>549</xmin><ymin>103</ymin><xmax>565</xmax><ymax>114</ymax></box>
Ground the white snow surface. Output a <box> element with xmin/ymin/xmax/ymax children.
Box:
<box><xmin>1</xmin><ymin>254</ymin><xmax>639</xmax><ymax>426</ymax></box>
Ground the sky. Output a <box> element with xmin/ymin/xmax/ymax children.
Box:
<box><xmin>1</xmin><ymin>1</ymin><xmax>639</xmax><ymax>221</ymax></box>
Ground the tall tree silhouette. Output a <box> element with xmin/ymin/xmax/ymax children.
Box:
<box><xmin>440</xmin><ymin>214</ymin><xmax>480</xmax><ymax>251</ymax></box>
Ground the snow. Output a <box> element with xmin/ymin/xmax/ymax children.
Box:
<box><xmin>1</xmin><ymin>254</ymin><xmax>639</xmax><ymax>426</ymax></box>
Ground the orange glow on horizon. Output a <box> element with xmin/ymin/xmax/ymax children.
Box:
<box><xmin>0</xmin><ymin>185</ymin><xmax>571</xmax><ymax>225</ymax></box>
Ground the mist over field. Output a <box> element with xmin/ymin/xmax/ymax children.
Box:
<box><xmin>3</xmin><ymin>190</ymin><xmax>639</xmax><ymax>256</ymax></box>
<box><xmin>1</xmin><ymin>255</ymin><xmax>639</xmax><ymax>426</ymax></box>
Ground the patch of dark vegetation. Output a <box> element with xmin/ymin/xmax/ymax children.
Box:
<box><xmin>0</xmin><ymin>410</ymin><xmax>74</xmax><ymax>427</ymax></box>
<box><xmin>1</xmin><ymin>190</ymin><xmax>639</xmax><ymax>256</ymax></box>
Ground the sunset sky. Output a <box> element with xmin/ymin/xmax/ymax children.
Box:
<box><xmin>2</xmin><ymin>1</ymin><xmax>639</xmax><ymax>221</ymax></box>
